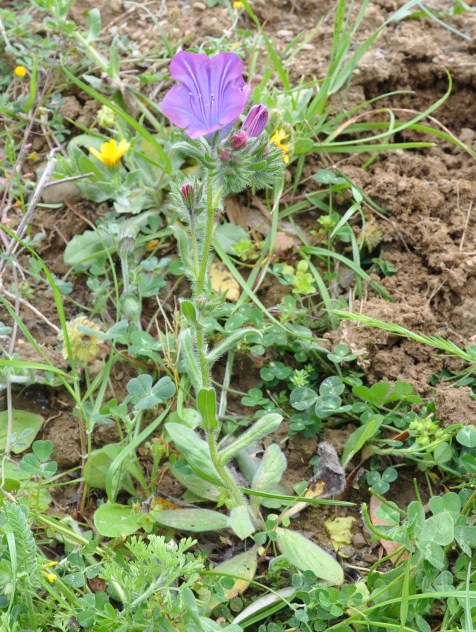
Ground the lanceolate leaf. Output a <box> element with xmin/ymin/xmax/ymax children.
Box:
<box><xmin>84</xmin><ymin>443</ymin><xmax>140</xmax><ymax>496</ymax></box>
<box><xmin>151</xmin><ymin>508</ymin><xmax>228</xmax><ymax>532</ymax></box>
<box><xmin>203</xmin><ymin>546</ymin><xmax>259</xmax><ymax>609</ymax></box>
<box><xmin>64</xmin><ymin>228</ymin><xmax>115</xmax><ymax>266</ymax></box>
<box><xmin>219</xmin><ymin>413</ymin><xmax>283</xmax><ymax>465</ymax></box>
<box><xmin>228</xmin><ymin>505</ymin><xmax>256</xmax><ymax>540</ymax></box>
<box><xmin>165</xmin><ymin>423</ymin><xmax>223</xmax><ymax>486</ymax></box>
<box><xmin>252</xmin><ymin>444</ymin><xmax>286</xmax><ymax>492</ymax></box>
<box><xmin>170</xmin><ymin>460</ymin><xmax>221</xmax><ymax>501</ymax></box>
<box><xmin>251</xmin><ymin>444</ymin><xmax>287</xmax><ymax>512</ymax></box>
<box><xmin>342</xmin><ymin>414</ymin><xmax>384</xmax><ymax>466</ymax></box>
<box><xmin>276</xmin><ymin>528</ymin><xmax>344</xmax><ymax>584</ymax></box>
<box><xmin>233</xmin><ymin>586</ymin><xmax>297</xmax><ymax>626</ymax></box>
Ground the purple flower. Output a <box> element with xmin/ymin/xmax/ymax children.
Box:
<box><xmin>160</xmin><ymin>51</ymin><xmax>251</xmax><ymax>139</ymax></box>
<box><xmin>242</xmin><ymin>104</ymin><xmax>269</xmax><ymax>137</ymax></box>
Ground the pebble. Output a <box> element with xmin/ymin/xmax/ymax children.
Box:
<box><xmin>276</xmin><ymin>29</ymin><xmax>293</xmax><ymax>40</ymax></box>
<box><xmin>192</xmin><ymin>2</ymin><xmax>207</xmax><ymax>10</ymax></box>
<box><xmin>41</xmin><ymin>180</ymin><xmax>82</xmax><ymax>204</ymax></box>
<box><xmin>352</xmin><ymin>532</ymin><xmax>367</xmax><ymax>549</ymax></box>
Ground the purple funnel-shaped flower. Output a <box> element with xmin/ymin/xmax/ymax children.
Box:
<box><xmin>242</xmin><ymin>104</ymin><xmax>269</xmax><ymax>137</ymax></box>
<box><xmin>160</xmin><ymin>51</ymin><xmax>251</xmax><ymax>139</ymax></box>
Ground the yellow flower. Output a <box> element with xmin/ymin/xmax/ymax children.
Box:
<box><xmin>270</xmin><ymin>129</ymin><xmax>290</xmax><ymax>164</ymax></box>
<box><xmin>14</xmin><ymin>65</ymin><xmax>27</xmax><ymax>78</ymax></box>
<box><xmin>233</xmin><ymin>1</ymin><xmax>244</xmax><ymax>8</ymax></box>
<box><xmin>146</xmin><ymin>239</ymin><xmax>159</xmax><ymax>251</ymax></box>
<box><xmin>89</xmin><ymin>138</ymin><xmax>130</xmax><ymax>167</ymax></box>
<box><xmin>41</xmin><ymin>570</ymin><xmax>57</xmax><ymax>583</ymax></box>
<box><xmin>42</xmin><ymin>561</ymin><xmax>59</xmax><ymax>568</ymax></box>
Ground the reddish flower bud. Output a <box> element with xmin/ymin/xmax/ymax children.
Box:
<box><xmin>229</xmin><ymin>130</ymin><xmax>248</xmax><ymax>150</ymax></box>
<box><xmin>220</xmin><ymin>149</ymin><xmax>232</xmax><ymax>161</ymax></box>
<box><xmin>242</xmin><ymin>104</ymin><xmax>269</xmax><ymax>137</ymax></box>
<box><xmin>181</xmin><ymin>182</ymin><xmax>195</xmax><ymax>210</ymax></box>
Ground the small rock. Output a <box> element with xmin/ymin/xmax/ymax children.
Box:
<box><xmin>41</xmin><ymin>180</ymin><xmax>82</xmax><ymax>204</ymax></box>
<box><xmin>276</xmin><ymin>29</ymin><xmax>293</xmax><ymax>39</ymax></box>
<box><xmin>59</xmin><ymin>95</ymin><xmax>81</xmax><ymax>120</ymax></box>
<box><xmin>352</xmin><ymin>532</ymin><xmax>367</xmax><ymax>549</ymax></box>
<box><xmin>192</xmin><ymin>1</ymin><xmax>207</xmax><ymax>10</ymax></box>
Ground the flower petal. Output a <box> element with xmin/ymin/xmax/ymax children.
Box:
<box><xmin>160</xmin><ymin>51</ymin><xmax>250</xmax><ymax>138</ymax></box>
<box><xmin>242</xmin><ymin>104</ymin><xmax>269</xmax><ymax>137</ymax></box>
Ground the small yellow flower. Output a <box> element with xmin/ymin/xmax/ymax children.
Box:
<box><xmin>41</xmin><ymin>571</ymin><xmax>57</xmax><ymax>583</ymax></box>
<box><xmin>14</xmin><ymin>65</ymin><xmax>27</xmax><ymax>78</ymax></box>
<box><xmin>233</xmin><ymin>1</ymin><xmax>244</xmax><ymax>9</ymax></box>
<box><xmin>89</xmin><ymin>138</ymin><xmax>130</xmax><ymax>167</ymax></box>
<box><xmin>146</xmin><ymin>239</ymin><xmax>159</xmax><ymax>251</ymax></box>
<box><xmin>270</xmin><ymin>129</ymin><xmax>290</xmax><ymax>164</ymax></box>
<box><xmin>42</xmin><ymin>561</ymin><xmax>59</xmax><ymax>568</ymax></box>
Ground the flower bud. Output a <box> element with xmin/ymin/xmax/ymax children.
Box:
<box><xmin>219</xmin><ymin>149</ymin><xmax>232</xmax><ymax>161</ymax></box>
<box><xmin>118</xmin><ymin>225</ymin><xmax>136</xmax><ymax>257</ymax></box>
<box><xmin>120</xmin><ymin>293</ymin><xmax>142</xmax><ymax>321</ymax></box>
<box><xmin>229</xmin><ymin>130</ymin><xmax>248</xmax><ymax>150</ymax></box>
<box><xmin>97</xmin><ymin>105</ymin><xmax>117</xmax><ymax>129</ymax></box>
<box><xmin>242</xmin><ymin>104</ymin><xmax>269</xmax><ymax>137</ymax></box>
<box><xmin>181</xmin><ymin>182</ymin><xmax>195</xmax><ymax>209</ymax></box>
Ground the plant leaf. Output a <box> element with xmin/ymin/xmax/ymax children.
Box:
<box><xmin>0</xmin><ymin>410</ymin><xmax>43</xmax><ymax>454</ymax></box>
<box><xmin>84</xmin><ymin>444</ymin><xmax>140</xmax><ymax>496</ymax></box>
<box><xmin>456</xmin><ymin>426</ymin><xmax>476</xmax><ymax>448</ymax></box>
<box><xmin>233</xmin><ymin>586</ymin><xmax>296</xmax><ymax>626</ymax></box>
<box><xmin>252</xmin><ymin>443</ymin><xmax>287</xmax><ymax>490</ymax></box>
<box><xmin>64</xmin><ymin>228</ymin><xmax>115</xmax><ymax>266</ymax></box>
<box><xmin>170</xmin><ymin>460</ymin><xmax>221</xmax><ymax>501</ymax></box>
<box><xmin>126</xmin><ymin>375</ymin><xmax>175</xmax><ymax>410</ymax></box>
<box><xmin>203</xmin><ymin>546</ymin><xmax>259</xmax><ymax>609</ymax></box>
<box><xmin>197</xmin><ymin>388</ymin><xmax>218</xmax><ymax>431</ymax></box>
<box><xmin>276</xmin><ymin>527</ymin><xmax>344</xmax><ymax>584</ymax></box>
<box><xmin>209</xmin><ymin>261</ymin><xmax>240</xmax><ymax>302</ymax></box>
<box><xmin>420</xmin><ymin>512</ymin><xmax>454</xmax><ymax>546</ymax></box>
<box><xmin>342</xmin><ymin>414</ymin><xmax>384</xmax><ymax>466</ymax></box>
<box><xmin>94</xmin><ymin>503</ymin><xmax>143</xmax><ymax>537</ymax></box>
<box><xmin>228</xmin><ymin>505</ymin><xmax>256</xmax><ymax>540</ymax></box>
<box><xmin>165</xmin><ymin>422</ymin><xmax>223</xmax><ymax>486</ymax></box>
<box><xmin>219</xmin><ymin>413</ymin><xmax>283</xmax><ymax>465</ymax></box>
<box><xmin>151</xmin><ymin>508</ymin><xmax>228</xmax><ymax>532</ymax></box>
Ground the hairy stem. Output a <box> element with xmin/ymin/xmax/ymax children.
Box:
<box><xmin>207</xmin><ymin>430</ymin><xmax>246</xmax><ymax>508</ymax></box>
<box><xmin>189</xmin><ymin>174</ymin><xmax>246</xmax><ymax>507</ymax></box>
<box><xmin>196</xmin><ymin>175</ymin><xmax>215</xmax><ymax>297</ymax></box>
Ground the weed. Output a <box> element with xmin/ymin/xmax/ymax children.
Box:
<box><xmin>1</xmin><ymin>0</ymin><xmax>475</xmax><ymax>629</ymax></box>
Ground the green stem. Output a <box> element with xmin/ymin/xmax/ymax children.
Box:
<box><xmin>191</xmin><ymin>212</ymin><xmax>211</xmax><ymax>388</ymax></box>
<box><xmin>130</xmin><ymin>574</ymin><xmax>164</xmax><ymax>609</ymax></box>
<box><xmin>196</xmin><ymin>175</ymin><xmax>215</xmax><ymax>296</ymax></box>
<box><xmin>196</xmin><ymin>324</ymin><xmax>210</xmax><ymax>388</ymax></box>
<box><xmin>120</xmin><ymin>255</ymin><xmax>130</xmax><ymax>295</ymax></box>
<box><xmin>207</xmin><ymin>430</ymin><xmax>246</xmax><ymax>507</ymax></box>
<box><xmin>188</xmin><ymin>175</ymin><xmax>246</xmax><ymax>507</ymax></box>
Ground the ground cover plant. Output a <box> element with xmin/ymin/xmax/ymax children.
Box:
<box><xmin>0</xmin><ymin>0</ymin><xmax>475</xmax><ymax>630</ymax></box>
